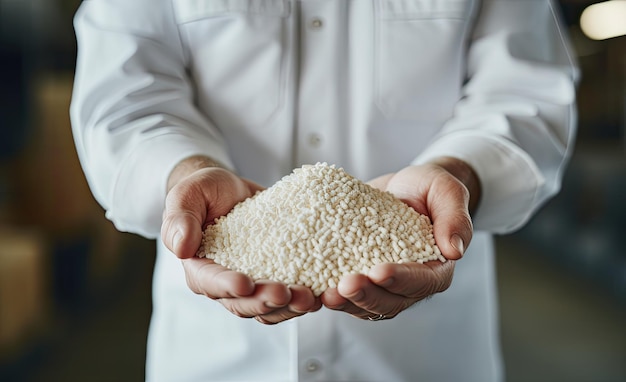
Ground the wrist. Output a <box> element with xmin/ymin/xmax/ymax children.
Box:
<box><xmin>427</xmin><ymin>156</ymin><xmax>481</xmax><ymax>214</ymax></box>
<box><xmin>167</xmin><ymin>155</ymin><xmax>225</xmax><ymax>192</ymax></box>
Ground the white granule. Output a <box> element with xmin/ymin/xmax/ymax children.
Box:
<box><xmin>197</xmin><ymin>162</ymin><xmax>444</xmax><ymax>296</ymax></box>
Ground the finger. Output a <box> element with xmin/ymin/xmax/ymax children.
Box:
<box><xmin>242</xmin><ymin>177</ymin><xmax>265</xmax><ymax>195</ymax></box>
<box><xmin>366</xmin><ymin>173</ymin><xmax>394</xmax><ymax>190</ymax></box>
<box><xmin>181</xmin><ymin>257</ymin><xmax>255</xmax><ymax>298</ymax></box>
<box><xmin>162</xmin><ymin>210</ymin><xmax>204</xmax><ymax>259</ymax></box>
<box><xmin>321</xmin><ymin>287</ymin><xmax>370</xmax><ymax>318</ymax></box>
<box><xmin>219</xmin><ymin>281</ymin><xmax>291</xmax><ymax>319</ymax></box>
<box><xmin>336</xmin><ymin>273</ymin><xmax>410</xmax><ymax>319</ymax></box>
<box><xmin>383</xmin><ymin>166</ymin><xmax>472</xmax><ymax>260</ymax></box>
<box><xmin>287</xmin><ymin>285</ymin><xmax>322</xmax><ymax>314</ymax></box>
<box><xmin>427</xmin><ymin>175</ymin><xmax>473</xmax><ymax>260</ymax></box>
<box><xmin>320</xmin><ymin>287</ymin><xmax>349</xmax><ymax>310</ymax></box>
<box><xmin>325</xmin><ymin>300</ymin><xmax>369</xmax><ymax>319</ymax></box>
<box><xmin>255</xmin><ymin>286</ymin><xmax>322</xmax><ymax>325</ymax></box>
<box><xmin>368</xmin><ymin>261</ymin><xmax>455</xmax><ymax>299</ymax></box>
<box><xmin>161</xmin><ymin>175</ymin><xmax>206</xmax><ymax>259</ymax></box>
<box><xmin>162</xmin><ymin>168</ymin><xmax>257</xmax><ymax>259</ymax></box>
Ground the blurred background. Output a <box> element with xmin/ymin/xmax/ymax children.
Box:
<box><xmin>0</xmin><ymin>0</ymin><xmax>624</xmax><ymax>381</ymax></box>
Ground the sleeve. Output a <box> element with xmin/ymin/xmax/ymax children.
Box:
<box><xmin>413</xmin><ymin>0</ymin><xmax>580</xmax><ymax>234</ymax></box>
<box><xmin>70</xmin><ymin>0</ymin><xmax>234</xmax><ymax>239</ymax></box>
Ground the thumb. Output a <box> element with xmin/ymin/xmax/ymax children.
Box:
<box><xmin>433</xmin><ymin>213</ymin><xmax>472</xmax><ymax>261</ymax></box>
<box><xmin>161</xmin><ymin>168</ymin><xmax>263</xmax><ymax>259</ymax></box>
<box><xmin>429</xmin><ymin>180</ymin><xmax>473</xmax><ymax>260</ymax></box>
<box><xmin>162</xmin><ymin>210</ymin><xmax>204</xmax><ymax>259</ymax></box>
<box><xmin>382</xmin><ymin>165</ymin><xmax>473</xmax><ymax>261</ymax></box>
<box><xmin>161</xmin><ymin>178</ymin><xmax>208</xmax><ymax>259</ymax></box>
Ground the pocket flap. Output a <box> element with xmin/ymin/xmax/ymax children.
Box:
<box><xmin>378</xmin><ymin>0</ymin><xmax>471</xmax><ymax>19</ymax></box>
<box><xmin>173</xmin><ymin>0</ymin><xmax>290</xmax><ymax>23</ymax></box>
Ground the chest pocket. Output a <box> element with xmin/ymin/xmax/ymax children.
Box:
<box><xmin>172</xmin><ymin>0</ymin><xmax>289</xmax><ymax>127</ymax></box>
<box><xmin>374</xmin><ymin>0</ymin><xmax>476</xmax><ymax>122</ymax></box>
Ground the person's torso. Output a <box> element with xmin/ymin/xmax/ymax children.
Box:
<box><xmin>145</xmin><ymin>2</ymin><xmax>504</xmax><ymax>381</ymax></box>
<box><xmin>171</xmin><ymin>0</ymin><xmax>479</xmax><ymax>185</ymax></box>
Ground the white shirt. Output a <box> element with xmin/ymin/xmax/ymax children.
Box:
<box><xmin>70</xmin><ymin>0</ymin><xmax>578</xmax><ymax>380</ymax></box>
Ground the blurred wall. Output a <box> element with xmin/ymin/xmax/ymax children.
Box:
<box><xmin>0</xmin><ymin>0</ymin><xmax>155</xmax><ymax>376</ymax></box>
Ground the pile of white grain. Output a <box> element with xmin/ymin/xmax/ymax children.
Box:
<box><xmin>197</xmin><ymin>163</ymin><xmax>443</xmax><ymax>296</ymax></box>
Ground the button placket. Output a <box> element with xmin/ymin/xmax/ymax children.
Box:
<box><xmin>295</xmin><ymin>2</ymin><xmax>340</xmax><ymax>166</ymax></box>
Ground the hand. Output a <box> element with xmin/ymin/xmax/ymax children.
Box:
<box><xmin>321</xmin><ymin>260</ymin><xmax>455</xmax><ymax>320</ymax></box>
<box><xmin>161</xmin><ymin>156</ymin><xmax>321</xmax><ymax>324</ymax></box>
<box><xmin>321</xmin><ymin>158</ymin><xmax>479</xmax><ymax>320</ymax></box>
<box><xmin>182</xmin><ymin>257</ymin><xmax>322</xmax><ymax>324</ymax></box>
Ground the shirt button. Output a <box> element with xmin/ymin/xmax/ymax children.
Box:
<box><xmin>305</xmin><ymin>359</ymin><xmax>322</xmax><ymax>373</ymax></box>
<box><xmin>307</xmin><ymin>133</ymin><xmax>323</xmax><ymax>148</ymax></box>
<box><xmin>310</xmin><ymin>18</ymin><xmax>323</xmax><ymax>29</ymax></box>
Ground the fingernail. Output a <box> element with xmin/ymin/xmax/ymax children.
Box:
<box><xmin>265</xmin><ymin>301</ymin><xmax>283</xmax><ymax>309</ymax></box>
<box><xmin>450</xmin><ymin>234</ymin><xmax>465</xmax><ymax>257</ymax></box>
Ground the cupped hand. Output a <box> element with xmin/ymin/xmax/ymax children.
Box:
<box><xmin>182</xmin><ymin>257</ymin><xmax>322</xmax><ymax>324</ymax></box>
<box><xmin>321</xmin><ymin>260</ymin><xmax>455</xmax><ymax>320</ymax></box>
<box><xmin>161</xmin><ymin>166</ymin><xmax>262</xmax><ymax>259</ymax></box>
<box><xmin>161</xmin><ymin>160</ymin><xmax>321</xmax><ymax>324</ymax></box>
<box><xmin>321</xmin><ymin>159</ymin><xmax>477</xmax><ymax>320</ymax></box>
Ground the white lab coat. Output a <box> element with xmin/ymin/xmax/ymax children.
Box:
<box><xmin>71</xmin><ymin>0</ymin><xmax>578</xmax><ymax>381</ymax></box>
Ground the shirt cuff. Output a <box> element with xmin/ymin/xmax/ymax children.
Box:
<box><xmin>413</xmin><ymin>132</ymin><xmax>545</xmax><ymax>233</ymax></box>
